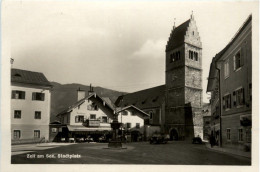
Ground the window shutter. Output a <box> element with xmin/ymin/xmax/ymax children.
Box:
<box><xmin>223</xmin><ymin>97</ymin><xmax>226</xmax><ymax>109</ymax></box>
<box><xmin>75</xmin><ymin>116</ymin><xmax>78</xmax><ymax>123</ymax></box>
<box><xmin>32</xmin><ymin>92</ymin><xmax>36</xmax><ymax>100</ymax></box>
<box><xmin>242</xmin><ymin>88</ymin><xmax>245</xmax><ymax>104</ymax></box>
<box><xmin>233</xmin><ymin>91</ymin><xmax>236</xmax><ymax>106</ymax></box>
<box><xmin>241</xmin><ymin>48</ymin><xmax>245</xmax><ymax>66</ymax></box>
<box><xmin>11</xmin><ymin>91</ymin><xmax>15</xmax><ymax>99</ymax></box>
<box><xmin>22</xmin><ymin>92</ymin><xmax>25</xmax><ymax>99</ymax></box>
<box><xmin>41</xmin><ymin>93</ymin><xmax>45</xmax><ymax>101</ymax></box>
<box><xmin>233</xmin><ymin>56</ymin><xmax>236</xmax><ymax>70</ymax></box>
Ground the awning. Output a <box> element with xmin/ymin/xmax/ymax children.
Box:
<box><xmin>67</xmin><ymin>125</ymin><xmax>112</xmax><ymax>132</ymax></box>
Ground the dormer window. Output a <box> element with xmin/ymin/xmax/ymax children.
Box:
<box><xmin>14</xmin><ymin>73</ymin><xmax>21</xmax><ymax>77</ymax></box>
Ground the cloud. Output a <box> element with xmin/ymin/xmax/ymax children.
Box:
<box><xmin>132</xmin><ymin>39</ymin><xmax>166</xmax><ymax>59</ymax></box>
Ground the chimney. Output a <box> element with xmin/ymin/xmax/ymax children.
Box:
<box><xmin>77</xmin><ymin>87</ymin><xmax>85</xmax><ymax>101</ymax></box>
<box><xmin>88</xmin><ymin>84</ymin><xmax>94</xmax><ymax>95</ymax></box>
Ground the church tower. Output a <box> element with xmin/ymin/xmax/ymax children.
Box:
<box><xmin>164</xmin><ymin>14</ymin><xmax>202</xmax><ymax>140</ymax></box>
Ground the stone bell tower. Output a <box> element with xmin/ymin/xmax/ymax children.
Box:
<box><xmin>164</xmin><ymin>14</ymin><xmax>202</xmax><ymax>140</ymax></box>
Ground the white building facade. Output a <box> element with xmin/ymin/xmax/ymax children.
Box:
<box><xmin>11</xmin><ymin>69</ymin><xmax>52</xmax><ymax>143</ymax></box>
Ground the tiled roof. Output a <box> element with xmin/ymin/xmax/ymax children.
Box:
<box><xmin>207</xmin><ymin>14</ymin><xmax>252</xmax><ymax>92</ymax></box>
<box><xmin>206</xmin><ymin>57</ymin><xmax>218</xmax><ymax>92</ymax></box>
<box><xmin>11</xmin><ymin>68</ymin><xmax>52</xmax><ymax>87</ymax></box>
<box><xmin>115</xmin><ymin>85</ymin><xmax>165</xmax><ymax>109</ymax></box>
<box><xmin>102</xmin><ymin>97</ymin><xmax>116</xmax><ymax>108</ymax></box>
<box><xmin>166</xmin><ymin>19</ymin><xmax>190</xmax><ymax>52</ymax></box>
<box><xmin>215</xmin><ymin>14</ymin><xmax>252</xmax><ymax>61</ymax></box>
<box><xmin>57</xmin><ymin>93</ymin><xmax>115</xmax><ymax>116</ymax></box>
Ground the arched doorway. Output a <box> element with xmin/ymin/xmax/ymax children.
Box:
<box><xmin>170</xmin><ymin>128</ymin><xmax>178</xmax><ymax>141</ymax></box>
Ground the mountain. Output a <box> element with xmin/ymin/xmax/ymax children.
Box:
<box><xmin>50</xmin><ymin>82</ymin><xmax>126</xmax><ymax>122</ymax></box>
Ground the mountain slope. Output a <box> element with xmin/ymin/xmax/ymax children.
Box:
<box><xmin>50</xmin><ymin>82</ymin><xmax>126</xmax><ymax>122</ymax></box>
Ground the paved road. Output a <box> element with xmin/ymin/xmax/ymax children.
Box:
<box><xmin>11</xmin><ymin>141</ymin><xmax>251</xmax><ymax>165</ymax></box>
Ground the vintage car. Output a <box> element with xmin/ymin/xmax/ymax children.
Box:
<box><xmin>85</xmin><ymin>136</ymin><xmax>94</xmax><ymax>143</ymax></box>
<box><xmin>192</xmin><ymin>136</ymin><xmax>203</xmax><ymax>144</ymax></box>
<box><xmin>149</xmin><ymin>134</ymin><xmax>168</xmax><ymax>144</ymax></box>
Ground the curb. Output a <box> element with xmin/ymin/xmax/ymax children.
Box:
<box><xmin>205</xmin><ymin>144</ymin><xmax>251</xmax><ymax>159</ymax></box>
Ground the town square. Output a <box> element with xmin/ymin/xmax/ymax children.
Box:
<box><xmin>0</xmin><ymin>1</ymin><xmax>258</xmax><ymax>172</ymax></box>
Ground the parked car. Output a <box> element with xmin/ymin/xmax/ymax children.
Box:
<box><xmin>149</xmin><ymin>133</ymin><xmax>168</xmax><ymax>144</ymax></box>
<box><xmin>98</xmin><ymin>136</ymin><xmax>107</xmax><ymax>143</ymax></box>
<box><xmin>76</xmin><ymin>138</ymin><xmax>85</xmax><ymax>143</ymax></box>
<box><xmin>192</xmin><ymin>136</ymin><xmax>202</xmax><ymax>144</ymax></box>
<box><xmin>85</xmin><ymin>136</ymin><xmax>94</xmax><ymax>143</ymax></box>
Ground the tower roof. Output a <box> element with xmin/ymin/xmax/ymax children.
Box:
<box><xmin>166</xmin><ymin>19</ymin><xmax>190</xmax><ymax>52</ymax></box>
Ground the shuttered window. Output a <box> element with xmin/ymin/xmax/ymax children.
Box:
<box><xmin>233</xmin><ymin>88</ymin><xmax>245</xmax><ymax>107</ymax></box>
<box><xmin>32</xmin><ymin>92</ymin><xmax>45</xmax><ymax>101</ymax></box>
<box><xmin>11</xmin><ymin>90</ymin><xmax>25</xmax><ymax>99</ymax></box>
<box><xmin>233</xmin><ymin>49</ymin><xmax>244</xmax><ymax>71</ymax></box>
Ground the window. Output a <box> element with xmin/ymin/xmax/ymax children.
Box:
<box><xmin>194</xmin><ymin>52</ymin><xmax>198</xmax><ymax>61</ymax></box>
<box><xmin>14</xmin><ymin>110</ymin><xmax>21</xmax><ymax>119</ymax></box>
<box><xmin>149</xmin><ymin>111</ymin><xmax>154</xmax><ymax>120</ymax></box>
<box><xmin>189</xmin><ymin>51</ymin><xmax>198</xmax><ymax>61</ymax></box>
<box><xmin>224</xmin><ymin>59</ymin><xmax>230</xmax><ymax>78</ymax></box>
<box><xmin>246</xmin><ymin>128</ymin><xmax>251</xmax><ymax>143</ymax></box>
<box><xmin>13</xmin><ymin>130</ymin><xmax>21</xmax><ymax>139</ymax></box>
<box><xmin>34</xmin><ymin>130</ymin><xmax>40</xmax><ymax>138</ymax></box>
<box><xmin>75</xmin><ymin>115</ymin><xmax>84</xmax><ymax>123</ymax></box>
<box><xmin>126</xmin><ymin>123</ymin><xmax>131</xmax><ymax>129</ymax></box>
<box><xmin>226</xmin><ymin>129</ymin><xmax>231</xmax><ymax>141</ymax></box>
<box><xmin>136</xmin><ymin>123</ymin><xmax>140</xmax><ymax>129</ymax></box>
<box><xmin>87</xmin><ymin>103</ymin><xmax>98</xmax><ymax>111</ymax></box>
<box><xmin>234</xmin><ymin>50</ymin><xmax>243</xmax><ymax>70</ymax></box>
<box><xmin>32</xmin><ymin>92</ymin><xmax>45</xmax><ymax>101</ymax></box>
<box><xmin>189</xmin><ymin>50</ymin><xmax>193</xmax><ymax>60</ymax></box>
<box><xmin>11</xmin><ymin>90</ymin><xmax>25</xmax><ymax>99</ymax></box>
<box><xmin>238</xmin><ymin>129</ymin><xmax>243</xmax><ymax>141</ymax></box>
<box><xmin>102</xmin><ymin>116</ymin><xmax>108</xmax><ymax>123</ymax></box>
<box><xmin>223</xmin><ymin>94</ymin><xmax>231</xmax><ymax>110</ymax></box>
<box><xmin>121</xmin><ymin>111</ymin><xmax>128</xmax><ymax>115</ymax></box>
<box><xmin>233</xmin><ymin>88</ymin><xmax>245</xmax><ymax>107</ymax></box>
<box><xmin>52</xmin><ymin>128</ymin><xmax>57</xmax><ymax>133</ymax></box>
<box><xmin>90</xmin><ymin>114</ymin><xmax>96</xmax><ymax>120</ymax></box>
<box><xmin>170</xmin><ymin>51</ymin><xmax>180</xmax><ymax>62</ymax></box>
<box><xmin>34</xmin><ymin>111</ymin><xmax>41</xmax><ymax>119</ymax></box>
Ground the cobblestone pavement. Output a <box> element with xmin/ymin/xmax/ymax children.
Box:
<box><xmin>11</xmin><ymin>141</ymin><xmax>251</xmax><ymax>165</ymax></box>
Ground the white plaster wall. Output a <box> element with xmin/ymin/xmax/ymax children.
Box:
<box><xmin>118</xmin><ymin>111</ymin><xmax>144</xmax><ymax>130</ymax></box>
<box><xmin>69</xmin><ymin>100</ymin><xmax>111</xmax><ymax>127</ymax></box>
<box><xmin>11</xmin><ymin>85</ymin><xmax>51</xmax><ymax>140</ymax></box>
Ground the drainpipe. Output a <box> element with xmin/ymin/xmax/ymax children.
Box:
<box><xmin>215</xmin><ymin>62</ymin><xmax>222</xmax><ymax>147</ymax></box>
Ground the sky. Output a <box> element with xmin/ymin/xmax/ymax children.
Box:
<box><xmin>2</xmin><ymin>1</ymin><xmax>258</xmax><ymax>103</ymax></box>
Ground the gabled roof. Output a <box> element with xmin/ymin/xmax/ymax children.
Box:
<box><xmin>166</xmin><ymin>19</ymin><xmax>190</xmax><ymax>52</ymax></box>
<box><xmin>206</xmin><ymin>57</ymin><xmax>218</xmax><ymax>92</ymax></box>
<box><xmin>115</xmin><ymin>85</ymin><xmax>165</xmax><ymax>109</ymax></box>
<box><xmin>56</xmin><ymin>93</ymin><xmax>115</xmax><ymax>116</ymax></box>
<box><xmin>116</xmin><ymin>105</ymin><xmax>149</xmax><ymax>119</ymax></box>
<box><xmin>11</xmin><ymin>68</ymin><xmax>52</xmax><ymax>87</ymax></box>
<box><xmin>102</xmin><ymin>97</ymin><xmax>116</xmax><ymax>109</ymax></box>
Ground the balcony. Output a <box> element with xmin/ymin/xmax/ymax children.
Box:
<box><xmin>84</xmin><ymin>120</ymin><xmax>100</xmax><ymax>127</ymax></box>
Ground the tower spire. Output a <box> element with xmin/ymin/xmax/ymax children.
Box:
<box><xmin>191</xmin><ymin>10</ymin><xmax>194</xmax><ymax>19</ymax></box>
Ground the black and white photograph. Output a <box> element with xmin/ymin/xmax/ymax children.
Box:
<box><xmin>0</xmin><ymin>0</ymin><xmax>259</xmax><ymax>171</ymax></box>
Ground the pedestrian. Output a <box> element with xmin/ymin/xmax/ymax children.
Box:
<box><xmin>209</xmin><ymin>135</ymin><xmax>214</xmax><ymax>148</ymax></box>
<box><xmin>125</xmin><ymin>134</ymin><xmax>127</xmax><ymax>144</ymax></box>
